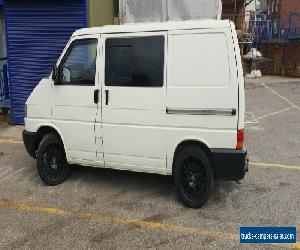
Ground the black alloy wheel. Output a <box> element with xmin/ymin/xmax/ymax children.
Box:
<box><xmin>179</xmin><ymin>155</ymin><xmax>208</xmax><ymax>201</ymax></box>
<box><xmin>174</xmin><ymin>145</ymin><xmax>214</xmax><ymax>208</ymax></box>
<box><xmin>37</xmin><ymin>134</ymin><xmax>71</xmax><ymax>186</ymax></box>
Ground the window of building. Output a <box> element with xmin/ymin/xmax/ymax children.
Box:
<box><xmin>105</xmin><ymin>36</ymin><xmax>164</xmax><ymax>87</ymax></box>
<box><xmin>59</xmin><ymin>39</ymin><xmax>97</xmax><ymax>86</ymax></box>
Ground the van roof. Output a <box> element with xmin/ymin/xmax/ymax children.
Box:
<box><xmin>73</xmin><ymin>20</ymin><xmax>232</xmax><ymax>37</ymax></box>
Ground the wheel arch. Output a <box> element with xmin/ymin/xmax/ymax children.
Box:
<box><xmin>170</xmin><ymin>138</ymin><xmax>214</xmax><ymax>175</ymax></box>
<box><xmin>35</xmin><ymin>124</ymin><xmax>66</xmax><ymax>152</ymax></box>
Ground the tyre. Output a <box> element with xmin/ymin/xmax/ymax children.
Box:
<box><xmin>173</xmin><ymin>145</ymin><xmax>214</xmax><ymax>208</ymax></box>
<box><xmin>36</xmin><ymin>133</ymin><xmax>71</xmax><ymax>186</ymax></box>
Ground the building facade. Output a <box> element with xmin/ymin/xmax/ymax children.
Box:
<box><xmin>267</xmin><ymin>0</ymin><xmax>300</xmax><ymax>30</ymax></box>
<box><xmin>222</xmin><ymin>0</ymin><xmax>245</xmax><ymax>30</ymax></box>
<box><xmin>258</xmin><ymin>0</ymin><xmax>300</xmax><ymax>76</ymax></box>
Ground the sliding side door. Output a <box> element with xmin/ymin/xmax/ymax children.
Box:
<box><xmin>101</xmin><ymin>32</ymin><xmax>167</xmax><ymax>174</ymax></box>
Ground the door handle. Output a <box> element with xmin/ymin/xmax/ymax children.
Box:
<box><xmin>105</xmin><ymin>90</ymin><xmax>109</xmax><ymax>105</ymax></box>
<box><xmin>94</xmin><ymin>89</ymin><xmax>99</xmax><ymax>104</ymax></box>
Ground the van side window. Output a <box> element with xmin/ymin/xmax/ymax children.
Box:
<box><xmin>105</xmin><ymin>36</ymin><xmax>164</xmax><ymax>87</ymax></box>
<box><xmin>59</xmin><ymin>39</ymin><xmax>97</xmax><ymax>86</ymax></box>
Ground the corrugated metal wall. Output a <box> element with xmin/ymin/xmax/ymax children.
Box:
<box><xmin>4</xmin><ymin>0</ymin><xmax>87</xmax><ymax>124</ymax></box>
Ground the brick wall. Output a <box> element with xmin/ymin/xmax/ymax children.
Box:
<box><xmin>279</xmin><ymin>0</ymin><xmax>300</xmax><ymax>30</ymax></box>
<box><xmin>283</xmin><ymin>41</ymin><xmax>300</xmax><ymax>77</ymax></box>
<box><xmin>267</xmin><ymin>0</ymin><xmax>300</xmax><ymax>30</ymax></box>
<box><xmin>222</xmin><ymin>0</ymin><xmax>245</xmax><ymax>30</ymax></box>
<box><xmin>260</xmin><ymin>41</ymin><xmax>300</xmax><ymax>77</ymax></box>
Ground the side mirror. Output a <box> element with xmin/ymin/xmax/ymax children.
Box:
<box><xmin>52</xmin><ymin>63</ymin><xmax>60</xmax><ymax>85</ymax></box>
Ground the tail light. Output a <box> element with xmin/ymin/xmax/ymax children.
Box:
<box><xmin>236</xmin><ymin>130</ymin><xmax>244</xmax><ymax>150</ymax></box>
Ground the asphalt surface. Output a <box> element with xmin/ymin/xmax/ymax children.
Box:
<box><xmin>0</xmin><ymin>76</ymin><xmax>299</xmax><ymax>249</ymax></box>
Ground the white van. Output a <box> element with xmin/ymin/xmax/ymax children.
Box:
<box><xmin>23</xmin><ymin>20</ymin><xmax>247</xmax><ymax>208</ymax></box>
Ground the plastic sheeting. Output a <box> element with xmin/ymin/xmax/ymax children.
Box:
<box><xmin>120</xmin><ymin>0</ymin><xmax>222</xmax><ymax>24</ymax></box>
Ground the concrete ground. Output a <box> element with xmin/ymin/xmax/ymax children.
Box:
<box><xmin>0</xmin><ymin>76</ymin><xmax>299</xmax><ymax>249</ymax></box>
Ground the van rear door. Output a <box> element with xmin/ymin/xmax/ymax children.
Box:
<box><xmin>166</xmin><ymin>28</ymin><xmax>239</xmax><ymax>157</ymax></box>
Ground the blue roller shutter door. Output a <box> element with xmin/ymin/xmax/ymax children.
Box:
<box><xmin>4</xmin><ymin>0</ymin><xmax>87</xmax><ymax>124</ymax></box>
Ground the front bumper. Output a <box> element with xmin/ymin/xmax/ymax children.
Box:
<box><xmin>22</xmin><ymin>130</ymin><xmax>37</xmax><ymax>159</ymax></box>
<box><xmin>211</xmin><ymin>148</ymin><xmax>248</xmax><ymax>181</ymax></box>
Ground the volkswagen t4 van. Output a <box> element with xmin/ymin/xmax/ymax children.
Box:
<box><xmin>23</xmin><ymin>20</ymin><xmax>247</xmax><ymax>208</ymax></box>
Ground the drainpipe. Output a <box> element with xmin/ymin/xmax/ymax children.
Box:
<box><xmin>234</xmin><ymin>0</ymin><xmax>237</xmax><ymax>24</ymax></box>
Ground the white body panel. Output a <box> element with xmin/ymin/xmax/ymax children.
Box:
<box><xmin>164</xmin><ymin>27</ymin><xmax>240</xmax><ymax>172</ymax></box>
<box><xmin>25</xmin><ymin>20</ymin><xmax>244</xmax><ymax>176</ymax></box>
